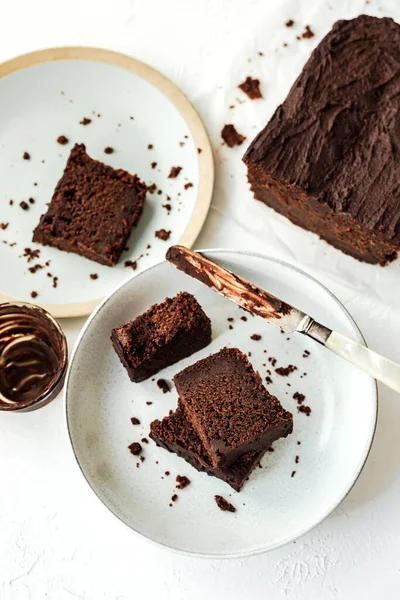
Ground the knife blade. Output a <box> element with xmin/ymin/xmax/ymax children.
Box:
<box><xmin>166</xmin><ymin>246</ymin><xmax>400</xmax><ymax>393</ymax></box>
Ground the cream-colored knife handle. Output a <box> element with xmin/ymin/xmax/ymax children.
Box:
<box><xmin>325</xmin><ymin>331</ymin><xmax>400</xmax><ymax>393</ymax></box>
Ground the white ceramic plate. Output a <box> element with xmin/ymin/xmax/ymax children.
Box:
<box><xmin>0</xmin><ymin>48</ymin><xmax>213</xmax><ymax>317</ymax></box>
<box><xmin>65</xmin><ymin>250</ymin><xmax>377</xmax><ymax>558</ymax></box>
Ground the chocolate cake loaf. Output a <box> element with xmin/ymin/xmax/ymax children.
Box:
<box><xmin>244</xmin><ymin>16</ymin><xmax>400</xmax><ymax>265</ymax></box>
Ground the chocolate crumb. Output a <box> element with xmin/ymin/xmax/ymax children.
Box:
<box><xmin>128</xmin><ymin>442</ymin><xmax>142</xmax><ymax>455</ymax></box>
<box><xmin>52</xmin><ymin>277</ymin><xmax>58</xmax><ymax>289</ymax></box>
<box><xmin>45</xmin><ymin>260</ymin><xmax>50</xmax><ymax>267</ymax></box>
<box><xmin>283</xmin><ymin>43</ymin><xmax>288</xmax><ymax>47</ymax></box>
<box><xmin>267</xmin><ymin>447</ymin><xmax>275</xmax><ymax>453</ymax></box>
<box><xmin>176</xmin><ymin>475</ymin><xmax>190</xmax><ymax>489</ymax></box>
<box><xmin>130</xmin><ymin>417</ymin><xmax>140</xmax><ymax>425</ymax></box>
<box><xmin>215</xmin><ymin>495</ymin><xmax>236</xmax><ymax>512</ymax></box>
<box><xmin>295</xmin><ymin>455</ymin><xmax>299</xmax><ymax>464</ymax></box>
<box><xmin>28</xmin><ymin>264</ymin><xmax>43</xmax><ymax>274</ymax></box>
<box><xmin>140</xmin><ymin>456</ymin><xmax>145</xmax><ymax>462</ymax></box>
<box><xmin>157</xmin><ymin>190</ymin><xmax>162</xmax><ymax>195</ymax></box>
<box><xmin>184</xmin><ymin>182</ymin><xmax>193</xmax><ymax>190</ymax></box>
<box><xmin>157</xmin><ymin>378</ymin><xmax>171</xmax><ymax>394</ymax></box>
<box><xmin>124</xmin><ymin>260</ymin><xmax>137</xmax><ymax>270</ymax></box>
<box><xmin>302</xmin><ymin>25</ymin><xmax>315</xmax><ymax>39</ymax></box>
<box><xmin>80</xmin><ymin>117</ymin><xmax>92</xmax><ymax>125</ymax></box>
<box><xmin>165</xmin><ymin>471</ymin><xmax>170</xmax><ymax>476</ymax></box>
<box><xmin>258</xmin><ymin>51</ymin><xmax>264</xmax><ymax>56</ymax></box>
<box><xmin>251</xmin><ymin>333</ymin><xmax>261</xmax><ymax>341</ymax></box>
<box><xmin>241</xmin><ymin>316</ymin><xmax>248</xmax><ymax>321</ymax></box>
<box><xmin>268</xmin><ymin>356</ymin><xmax>277</xmax><ymax>367</ymax></box>
<box><xmin>147</xmin><ymin>183</ymin><xmax>157</xmax><ymax>194</ymax></box>
<box><xmin>286</xmin><ymin>19</ymin><xmax>294</xmax><ymax>27</ymax></box>
<box><xmin>9</xmin><ymin>200</ymin><xmax>13</xmax><ymax>206</ymax></box>
<box><xmin>297</xmin><ymin>441</ymin><xmax>301</xmax><ymax>445</ymax></box>
<box><xmin>30</xmin><ymin>291</ymin><xmax>38</xmax><ymax>299</ymax></box>
<box><xmin>162</xmin><ymin>203</ymin><xmax>172</xmax><ymax>212</ymax></box>
<box><xmin>0</xmin><ymin>223</ymin><xmax>9</xmax><ymax>230</ymax></box>
<box><xmin>265</xmin><ymin>376</ymin><xmax>273</xmax><ymax>384</ymax></box>
<box><xmin>155</xmin><ymin>229</ymin><xmax>171</xmax><ymax>241</ymax></box>
<box><xmin>293</xmin><ymin>392</ymin><xmax>305</xmax><ymax>404</ymax></box>
<box><xmin>168</xmin><ymin>166</ymin><xmax>182</xmax><ymax>178</ymax></box>
<box><xmin>151</xmin><ymin>161</ymin><xmax>157</xmax><ymax>169</ymax></box>
<box><xmin>227</xmin><ymin>317</ymin><xmax>234</xmax><ymax>322</ymax></box>
<box><xmin>238</xmin><ymin>76</ymin><xmax>263</xmax><ymax>100</ymax></box>
<box><xmin>197</xmin><ymin>148</ymin><xmax>202</xmax><ymax>154</ymax></box>
<box><xmin>221</xmin><ymin>124</ymin><xmax>246</xmax><ymax>147</ymax></box>
<box><xmin>298</xmin><ymin>405</ymin><xmax>311</xmax><ymax>416</ymax></box>
<box><xmin>23</xmin><ymin>248</ymin><xmax>40</xmax><ymax>262</ymax></box>
<box><xmin>146</xmin><ymin>401</ymin><xmax>153</xmax><ymax>405</ymax></box>
<box><xmin>229</xmin><ymin>324</ymin><xmax>233</xmax><ymax>330</ymax></box>
<box><xmin>141</xmin><ymin>438</ymin><xmax>149</xmax><ymax>444</ymax></box>
<box><xmin>104</xmin><ymin>146</ymin><xmax>114</xmax><ymax>154</ymax></box>
<box><xmin>148</xmin><ymin>144</ymin><xmax>153</xmax><ymax>149</ymax></box>
<box><xmin>20</xmin><ymin>201</ymin><xmax>29</xmax><ymax>211</ymax></box>
<box><xmin>90</xmin><ymin>273</ymin><xmax>98</xmax><ymax>280</ymax></box>
<box><xmin>291</xmin><ymin>470</ymin><xmax>296</xmax><ymax>478</ymax></box>
<box><xmin>57</xmin><ymin>135</ymin><xmax>69</xmax><ymax>145</ymax></box>
<box><xmin>28</xmin><ymin>197</ymin><xmax>35</xmax><ymax>204</ymax></box>
<box><xmin>275</xmin><ymin>364</ymin><xmax>297</xmax><ymax>377</ymax></box>
<box><xmin>23</xmin><ymin>152</ymin><xmax>31</xmax><ymax>160</ymax></box>
<box><xmin>303</xmin><ymin>350</ymin><xmax>310</xmax><ymax>358</ymax></box>
<box><xmin>171</xmin><ymin>494</ymin><xmax>178</xmax><ymax>502</ymax></box>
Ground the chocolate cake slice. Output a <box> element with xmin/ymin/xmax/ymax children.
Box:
<box><xmin>111</xmin><ymin>292</ymin><xmax>211</xmax><ymax>383</ymax></box>
<box><xmin>174</xmin><ymin>347</ymin><xmax>293</xmax><ymax>468</ymax></box>
<box><xmin>150</xmin><ymin>405</ymin><xmax>267</xmax><ymax>492</ymax></box>
<box><xmin>33</xmin><ymin>144</ymin><xmax>146</xmax><ymax>266</ymax></box>
<box><xmin>244</xmin><ymin>16</ymin><xmax>400</xmax><ymax>265</ymax></box>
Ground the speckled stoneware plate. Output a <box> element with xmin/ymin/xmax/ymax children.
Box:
<box><xmin>0</xmin><ymin>48</ymin><xmax>213</xmax><ymax>318</ymax></box>
<box><xmin>65</xmin><ymin>250</ymin><xmax>377</xmax><ymax>558</ymax></box>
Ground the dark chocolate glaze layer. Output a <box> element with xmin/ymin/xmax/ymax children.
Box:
<box><xmin>244</xmin><ymin>16</ymin><xmax>400</xmax><ymax>262</ymax></box>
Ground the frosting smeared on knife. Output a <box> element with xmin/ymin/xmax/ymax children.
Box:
<box><xmin>166</xmin><ymin>246</ymin><xmax>292</xmax><ymax>320</ymax></box>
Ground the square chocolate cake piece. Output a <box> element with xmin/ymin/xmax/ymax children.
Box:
<box><xmin>111</xmin><ymin>292</ymin><xmax>211</xmax><ymax>383</ymax></box>
<box><xmin>174</xmin><ymin>347</ymin><xmax>293</xmax><ymax>468</ymax></box>
<box><xmin>244</xmin><ymin>16</ymin><xmax>400</xmax><ymax>266</ymax></box>
<box><xmin>33</xmin><ymin>144</ymin><xmax>146</xmax><ymax>266</ymax></box>
<box><xmin>150</xmin><ymin>405</ymin><xmax>267</xmax><ymax>492</ymax></box>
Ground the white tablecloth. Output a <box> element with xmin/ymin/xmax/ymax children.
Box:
<box><xmin>2</xmin><ymin>0</ymin><xmax>400</xmax><ymax>598</ymax></box>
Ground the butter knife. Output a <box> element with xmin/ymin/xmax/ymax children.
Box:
<box><xmin>166</xmin><ymin>246</ymin><xmax>400</xmax><ymax>393</ymax></box>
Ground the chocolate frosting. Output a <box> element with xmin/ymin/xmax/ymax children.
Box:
<box><xmin>244</xmin><ymin>15</ymin><xmax>400</xmax><ymax>244</ymax></box>
<box><xmin>0</xmin><ymin>304</ymin><xmax>66</xmax><ymax>409</ymax></box>
<box><xmin>166</xmin><ymin>246</ymin><xmax>292</xmax><ymax>320</ymax></box>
